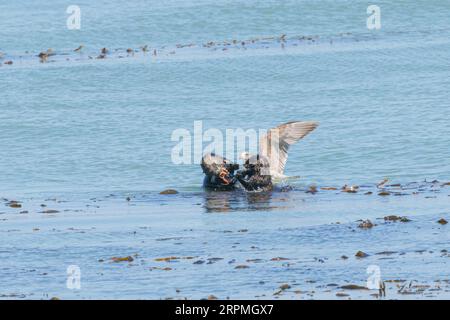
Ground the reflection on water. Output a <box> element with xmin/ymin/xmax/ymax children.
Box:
<box><xmin>202</xmin><ymin>189</ymin><xmax>295</xmax><ymax>213</ymax></box>
<box><xmin>199</xmin><ymin>178</ymin><xmax>450</xmax><ymax>214</ymax></box>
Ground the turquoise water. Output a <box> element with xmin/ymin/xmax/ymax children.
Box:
<box><xmin>1</xmin><ymin>1</ymin><xmax>450</xmax><ymax>299</ymax></box>
<box><xmin>1</xmin><ymin>0</ymin><xmax>450</xmax><ymax>194</ymax></box>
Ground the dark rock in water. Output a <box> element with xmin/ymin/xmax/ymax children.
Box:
<box><xmin>378</xmin><ymin>191</ymin><xmax>390</xmax><ymax>196</ymax></box>
<box><xmin>279</xmin><ymin>284</ymin><xmax>291</xmax><ymax>290</ymax></box>
<box><xmin>355</xmin><ymin>251</ymin><xmax>369</xmax><ymax>258</ymax></box>
<box><xmin>4</xmin><ymin>60</ymin><xmax>13</xmax><ymax>65</ymax></box>
<box><xmin>341</xmin><ymin>255</ymin><xmax>349</xmax><ymax>260</ymax></box>
<box><xmin>160</xmin><ymin>189</ymin><xmax>178</xmax><ymax>195</ymax></box>
<box><xmin>340</xmin><ymin>284</ymin><xmax>368</xmax><ymax>290</ymax></box>
<box><xmin>336</xmin><ymin>292</ymin><xmax>349</xmax><ymax>297</ymax></box>
<box><xmin>438</xmin><ymin>218</ymin><xmax>448</xmax><ymax>225</ymax></box>
<box><xmin>7</xmin><ymin>201</ymin><xmax>21</xmax><ymax>208</ymax></box>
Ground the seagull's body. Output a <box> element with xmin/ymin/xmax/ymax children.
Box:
<box><xmin>238</xmin><ymin>121</ymin><xmax>319</xmax><ymax>191</ymax></box>
<box><xmin>236</xmin><ymin>154</ymin><xmax>273</xmax><ymax>192</ymax></box>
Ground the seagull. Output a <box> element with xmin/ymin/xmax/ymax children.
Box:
<box><xmin>240</xmin><ymin>121</ymin><xmax>319</xmax><ymax>180</ymax></box>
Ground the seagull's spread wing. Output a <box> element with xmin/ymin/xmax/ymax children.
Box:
<box><xmin>259</xmin><ymin>121</ymin><xmax>319</xmax><ymax>177</ymax></box>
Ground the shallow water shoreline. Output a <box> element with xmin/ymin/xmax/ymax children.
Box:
<box><xmin>1</xmin><ymin>180</ymin><xmax>449</xmax><ymax>300</ymax></box>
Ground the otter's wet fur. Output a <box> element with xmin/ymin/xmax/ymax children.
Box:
<box><xmin>201</xmin><ymin>153</ymin><xmax>239</xmax><ymax>191</ymax></box>
<box><xmin>236</xmin><ymin>155</ymin><xmax>273</xmax><ymax>192</ymax></box>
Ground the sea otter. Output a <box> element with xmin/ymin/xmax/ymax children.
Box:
<box><xmin>201</xmin><ymin>153</ymin><xmax>239</xmax><ymax>191</ymax></box>
<box><xmin>201</xmin><ymin>121</ymin><xmax>319</xmax><ymax>192</ymax></box>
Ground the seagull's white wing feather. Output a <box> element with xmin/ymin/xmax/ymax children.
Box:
<box><xmin>259</xmin><ymin>121</ymin><xmax>319</xmax><ymax>177</ymax></box>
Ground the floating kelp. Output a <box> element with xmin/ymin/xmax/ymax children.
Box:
<box><xmin>111</xmin><ymin>256</ymin><xmax>134</xmax><ymax>262</ymax></box>
<box><xmin>384</xmin><ymin>215</ymin><xmax>411</xmax><ymax>222</ymax></box>
<box><xmin>0</xmin><ymin>31</ymin><xmax>379</xmax><ymax>68</ymax></box>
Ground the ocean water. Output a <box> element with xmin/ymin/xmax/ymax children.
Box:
<box><xmin>1</xmin><ymin>1</ymin><xmax>450</xmax><ymax>299</ymax></box>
